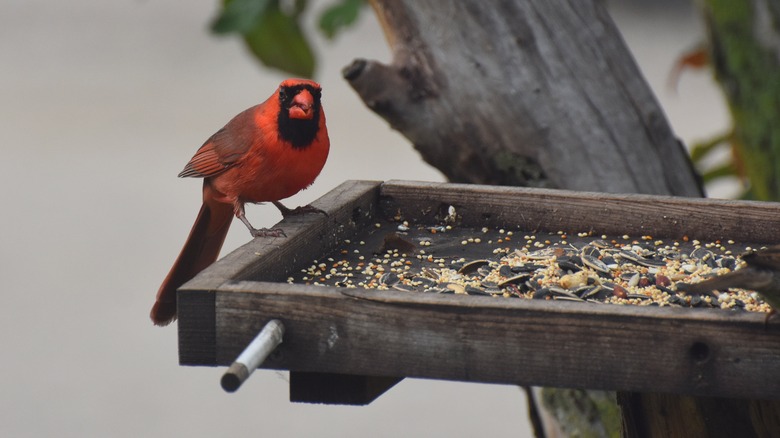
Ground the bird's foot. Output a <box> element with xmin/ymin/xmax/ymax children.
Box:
<box><xmin>237</xmin><ymin>208</ymin><xmax>287</xmax><ymax>238</ymax></box>
<box><xmin>250</xmin><ymin>227</ymin><xmax>287</xmax><ymax>238</ymax></box>
<box><xmin>273</xmin><ymin>201</ymin><xmax>328</xmax><ymax>218</ymax></box>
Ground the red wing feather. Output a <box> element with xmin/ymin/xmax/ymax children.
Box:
<box><xmin>178</xmin><ymin>141</ymin><xmax>228</xmax><ymax>177</ymax></box>
<box><xmin>178</xmin><ymin>106</ymin><xmax>259</xmax><ymax>178</ymax></box>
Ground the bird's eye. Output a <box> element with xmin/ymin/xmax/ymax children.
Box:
<box><xmin>279</xmin><ymin>88</ymin><xmax>287</xmax><ymax>101</ymax></box>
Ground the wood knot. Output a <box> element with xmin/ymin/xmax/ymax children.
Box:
<box><xmin>688</xmin><ymin>341</ymin><xmax>711</xmax><ymax>364</ymax></box>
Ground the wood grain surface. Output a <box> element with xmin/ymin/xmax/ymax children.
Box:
<box><xmin>179</xmin><ymin>181</ymin><xmax>780</xmax><ymax>401</ymax></box>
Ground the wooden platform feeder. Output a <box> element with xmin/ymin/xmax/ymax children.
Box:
<box><xmin>178</xmin><ymin>180</ymin><xmax>780</xmax><ymax>404</ymax></box>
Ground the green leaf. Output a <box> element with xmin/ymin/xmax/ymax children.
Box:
<box><xmin>689</xmin><ymin>130</ymin><xmax>732</xmax><ymax>163</ymax></box>
<box><xmin>211</xmin><ymin>0</ymin><xmax>272</xmax><ymax>34</ymax></box>
<box><xmin>319</xmin><ymin>0</ymin><xmax>364</xmax><ymax>40</ymax></box>
<box><xmin>243</xmin><ymin>1</ymin><xmax>316</xmax><ymax>77</ymax></box>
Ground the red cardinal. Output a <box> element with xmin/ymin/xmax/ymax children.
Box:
<box><xmin>151</xmin><ymin>79</ymin><xmax>329</xmax><ymax>326</ymax></box>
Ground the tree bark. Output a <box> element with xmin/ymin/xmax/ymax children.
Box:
<box><xmin>344</xmin><ymin>0</ymin><xmax>702</xmax><ymax>196</ymax></box>
<box><xmin>343</xmin><ymin>0</ymin><xmax>780</xmax><ymax>436</ymax></box>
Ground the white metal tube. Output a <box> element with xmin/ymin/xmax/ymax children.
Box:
<box><xmin>221</xmin><ymin>319</ymin><xmax>285</xmax><ymax>392</ymax></box>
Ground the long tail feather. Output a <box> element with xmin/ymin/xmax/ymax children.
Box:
<box><xmin>151</xmin><ymin>201</ymin><xmax>232</xmax><ymax>326</ymax></box>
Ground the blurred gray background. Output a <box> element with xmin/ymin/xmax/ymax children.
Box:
<box><xmin>1</xmin><ymin>1</ymin><xmax>729</xmax><ymax>437</ymax></box>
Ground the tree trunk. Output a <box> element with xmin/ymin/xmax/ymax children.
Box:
<box><xmin>344</xmin><ymin>0</ymin><xmax>780</xmax><ymax>436</ymax></box>
<box><xmin>344</xmin><ymin>0</ymin><xmax>702</xmax><ymax>197</ymax></box>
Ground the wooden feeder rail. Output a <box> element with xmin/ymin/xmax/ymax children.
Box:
<box><xmin>178</xmin><ymin>180</ymin><xmax>780</xmax><ymax>404</ymax></box>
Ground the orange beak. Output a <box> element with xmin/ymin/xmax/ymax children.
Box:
<box><xmin>288</xmin><ymin>89</ymin><xmax>314</xmax><ymax>120</ymax></box>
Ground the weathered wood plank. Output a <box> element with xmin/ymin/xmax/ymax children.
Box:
<box><xmin>211</xmin><ymin>281</ymin><xmax>780</xmax><ymax>401</ymax></box>
<box><xmin>380</xmin><ymin>180</ymin><xmax>780</xmax><ymax>243</ymax></box>
<box><xmin>183</xmin><ymin>179</ymin><xmax>381</xmax><ymax>291</ymax></box>
<box><xmin>289</xmin><ymin>372</ymin><xmax>402</xmax><ymax>405</ymax></box>
<box><xmin>177</xmin><ymin>289</ymin><xmax>216</xmax><ymax>366</ymax></box>
<box><xmin>179</xmin><ymin>180</ymin><xmax>381</xmax><ymax>364</ymax></box>
<box><xmin>179</xmin><ymin>180</ymin><xmax>780</xmax><ymax>401</ymax></box>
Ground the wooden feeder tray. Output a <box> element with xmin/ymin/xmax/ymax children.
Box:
<box><xmin>178</xmin><ymin>180</ymin><xmax>780</xmax><ymax>404</ymax></box>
